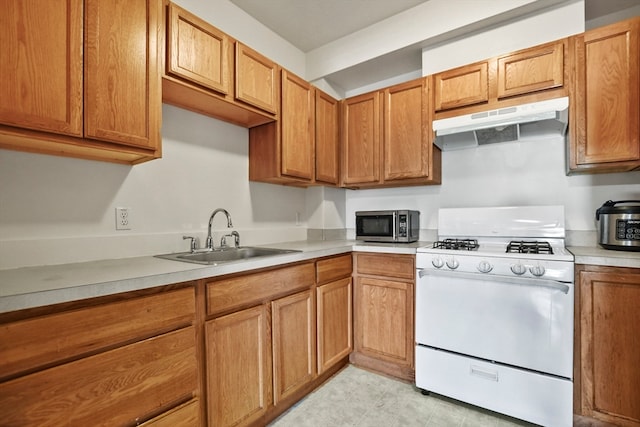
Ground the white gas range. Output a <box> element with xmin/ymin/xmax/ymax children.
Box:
<box><xmin>415</xmin><ymin>206</ymin><xmax>574</xmax><ymax>427</ymax></box>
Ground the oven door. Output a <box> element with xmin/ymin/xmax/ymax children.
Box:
<box><xmin>415</xmin><ymin>268</ymin><xmax>573</xmax><ymax>378</ymax></box>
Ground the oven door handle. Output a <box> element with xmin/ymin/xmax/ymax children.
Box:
<box><xmin>417</xmin><ymin>268</ymin><xmax>571</xmax><ymax>294</ymax></box>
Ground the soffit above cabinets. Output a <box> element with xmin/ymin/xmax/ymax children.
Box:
<box><xmin>229</xmin><ymin>0</ymin><xmax>639</xmax><ymax>93</ymax></box>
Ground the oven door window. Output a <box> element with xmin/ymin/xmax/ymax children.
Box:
<box><xmin>356</xmin><ymin>215</ymin><xmax>394</xmax><ymax>238</ymax></box>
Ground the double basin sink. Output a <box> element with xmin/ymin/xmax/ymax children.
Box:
<box><xmin>156</xmin><ymin>246</ymin><xmax>301</xmax><ymax>265</ymax></box>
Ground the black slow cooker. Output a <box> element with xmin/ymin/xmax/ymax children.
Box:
<box><xmin>595</xmin><ymin>200</ymin><xmax>640</xmax><ymax>251</ymax></box>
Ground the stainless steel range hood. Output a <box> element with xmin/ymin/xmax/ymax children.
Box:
<box><xmin>433</xmin><ymin>96</ymin><xmax>569</xmax><ymax>151</ymax></box>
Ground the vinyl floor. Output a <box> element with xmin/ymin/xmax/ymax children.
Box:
<box><xmin>268</xmin><ymin>365</ymin><xmax>538</xmax><ymax>427</ymax></box>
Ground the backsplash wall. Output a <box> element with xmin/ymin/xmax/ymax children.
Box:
<box><xmin>0</xmin><ymin>105</ymin><xmax>307</xmax><ymax>269</ymax></box>
<box><xmin>344</xmin><ymin>136</ymin><xmax>640</xmax><ymax>242</ymax></box>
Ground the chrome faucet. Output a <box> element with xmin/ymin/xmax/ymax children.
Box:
<box><xmin>206</xmin><ymin>208</ymin><xmax>233</xmax><ymax>249</ymax></box>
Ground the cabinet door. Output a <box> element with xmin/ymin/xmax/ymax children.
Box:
<box><xmin>570</xmin><ymin>18</ymin><xmax>640</xmax><ymax>172</ymax></box>
<box><xmin>383</xmin><ymin>78</ymin><xmax>430</xmax><ymax>182</ymax></box>
<box><xmin>315</xmin><ymin>88</ymin><xmax>340</xmax><ymax>185</ymax></box>
<box><xmin>0</xmin><ymin>0</ymin><xmax>82</xmax><ymax>136</ymax></box>
<box><xmin>166</xmin><ymin>2</ymin><xmax>230</xmax><ymax>95</ymax></box>
<box><xmin>341</xmin><ymin>91</ymin><xmax>381</xmax><ymax>185</ymax></box>
<box><xmin>354</xmin><ymin>276</ymin><xmax>414</xmax><ymax>368</ymax></box>
<box><xmin>497</xmin><ymin>41</ymin><xmax>565</xmax><ymax>99</ymax></box>
<box><xmin>84</xmin><ymin>0</ymin><xmax>161</xmax><ymax>150</ymax></box>
<box><xmin>317</xmin><ymin>278</ymin><xmax>352</xmax><ymax>374</ymax></box>
<box><xmin>272</xmin><ymin>289</ymin><xmax>316</xmax><ymax>405</ymax></box>
<box><xmin>578</xmin><ymin>267</ymin><xmax>640</xmax><ymax>426</ymax></box>
<box><xmin>206</xmin><ymin>305</ymin><xmax>270</xmax><ymax>427</ymax></box>
<box><xmin>434</xmin><ymin>61</ymin><xmax>488</xmax><ymax>111</ymax></box>
<box><xmin>281</xmin><ymin>70</ymin><xmax>314</xmax><ymax>180</ymax></box>
<box><xmin>236</xmin><ymin>42</ymin><xmax>278</xmax><ymax>114</ymax></box>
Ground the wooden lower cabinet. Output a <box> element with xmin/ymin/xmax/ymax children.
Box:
<box><xmin>351</xmin><ymin>252</ymin><xmax>415</xmax><ymax>381</ymax></box>
<box><xmin>272</xmin><ymin>289</ymin><xmax>316</xmax><ymax>405</ymax></box>
<box><xmin>576</xmin><ymin>264</ymin><xmax>640</xmax><ymax>426</ymax></box>
<box><xmin>205</xmin><ymin>305</ymin><xmax>271</xmax><ymax>427</ymax></box>
<box><xmin>0</xmin><ymin>286</ymin><xmax>199</xmax><ymax>426</ymax></box>
<box><xmin>317</xmin><ymin>277</ymin><xmax>353</xmax><ymax>374</ymax></box>
<box><xmin>316</xmin><ymin>254</ymin><xmax>353</xmax><ymax>375</ymax></box>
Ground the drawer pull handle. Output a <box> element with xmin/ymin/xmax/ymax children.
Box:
<box><xmin>470</xmin><ymin>365</ymin><xmax>499</xmax><ymax>382</ymax></box>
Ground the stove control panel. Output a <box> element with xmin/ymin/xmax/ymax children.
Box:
<box><xmin>417</xmin><ymin>253</ymin><xmax>573</xmax><ymax>282</ymax></box>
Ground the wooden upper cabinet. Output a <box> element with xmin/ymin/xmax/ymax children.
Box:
<box><xmin>497</xmin><ymin>41</ymin><xmax>565</xmax><ymax>99</ymax></box>
<box><xmin>315</xmin><ymin>88</ymin><xmax>340</xmax><ymax>185</ymax></box>
<box><xmin>569</xmin><ymin>17</ymin><xmax>640</xmax><ymax>173</ymax></box>
<box><xmin>384</xmin><ymin>78</ymin><xmax>439</xmax><ymax>184</ymax></box>
<box><xmin>434</xmin><ymin>62</ymin><xmax>489</xmax><ymax>111</ymax></box>
<box><xmin>281</xmin><ymin>70</ymin><xmax>314</xmax><ymax>180</ymax></box>
<box><xmin>434</xmin><ymin>39</ymin><xmax>568</xmax><ymax>117</ymax></box>
<box><xmin>341</xmin><ymin>78</ymin><xmax>440</xmax><ymax>188</ymax></box>
<box><xmin>0</xmin><ymin>0</ymin><xmax>83</xmax><ymax>137</ymax></box>
<box><xmin>84</xmin><ymin>0</ymin><xmax>161</xmax><ymax>150</ymax></box>
<box><xmin>166</xmin><ymin>2</ymin><xmax>230</xmax><ymax>95</ymax></box>
<box><xmin>341</xmin><ymin>91</ymin><xmax>381</xmax><ymax>186</ymax></box>
<box><xmin>0</xmin><ymin>0</ymin><xmax>162</xmax><ymax>163</ymax></box>
<box><xmin>236</xmin><ymin>42</ymin><xmax>279</xmax><ymax>114</ymax></box>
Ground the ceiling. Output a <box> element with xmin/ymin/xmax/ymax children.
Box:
<box><xmin>230</xmin><ymin>0</ymin><xmax>640</xmax><ymax>92</ymax></box>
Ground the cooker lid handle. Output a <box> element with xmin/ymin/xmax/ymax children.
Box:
<box><xmin>596</xmin><ymin>200</ymin><xmax>640</xmax><ymax>220</ymax></box>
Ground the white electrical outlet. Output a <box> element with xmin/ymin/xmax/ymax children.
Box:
<box><xmin>115</xmin><ymin>207</ymin><xmax>131</xmax><ymax>230</ymax></box>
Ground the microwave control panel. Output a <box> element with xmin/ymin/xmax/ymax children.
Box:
<box><xmin>398</xmin><ymin>214</ymin><xmax>408</xmax><ymax>237</ymax></box>
<box><xmin>616</xmin><ymin>219</ymin><xmax>640</xmax><ymax>240</ymax></box>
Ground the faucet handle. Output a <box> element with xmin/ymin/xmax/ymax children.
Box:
<box><xmin>183</xmin><ymin>235</ymin><xmax>199</xmax><ymax>252</ymax></box>
<box><xmin>220</xmin><ymin>231</ymin><xmax>240</xmax><ymax>248</ymax></box>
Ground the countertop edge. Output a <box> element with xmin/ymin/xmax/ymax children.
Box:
<box><xmin>0</xmin><ymin>240</ymin><xmax>427</xmax><ymax>313</ymax></box>
<box><xmin>2</xmin><ymin>241</ymin><xmax>638</xmax><ymax>314</ymax></box>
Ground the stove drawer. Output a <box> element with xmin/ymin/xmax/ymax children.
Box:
<box><xmin>415</xmin><ymin>346</ymin><xmax>573</xmax><ymax>427</ymax></box>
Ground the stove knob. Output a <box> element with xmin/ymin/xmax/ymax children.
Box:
<box><xmin>477</xmin><ymin>260</ymin><xmax>493</xmax><ymax>273</ymax></box>
<box><xmin>431</xmin><ymin>257</ymin><xmax>444</xmax><ymax>269</ymax></box>
<box><xmin>446</xmin><ymin>258</ymin><xmax>459</xmax><ymax>270</ymax></box>
<box><xmin>510</xmin><ymin>263</ymin><xmax>527</xmax><ymax>275</ymax></box>
<box><xmin>529</xmin><ymin>264</ymin><xmax>546</xmax><ymax>277</ymax></box>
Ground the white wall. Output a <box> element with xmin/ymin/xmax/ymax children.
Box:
<box><xmin>0</xmin><ymin>105</ymin><xmax>308</xmax><ymax>269</ymax></box>
<box><xmin>345</xmin><ymin>137</ymin><xmax>640</xmax><ymax>239</ymax></box>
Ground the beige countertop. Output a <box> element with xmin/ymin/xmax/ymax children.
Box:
<box><xmin>2</xmin><ymin>240</ymin><xmax>638</xmax><ymax>314</ymax></box>
<box><xmin>568</xmin><ymin>245</ymin><xmax>640</xmax><ymax>268</ymax></box>
<box><xmin>0</xmin><ymin>240</ymin><xmax>429</xmax><ymax>314</ymax></box>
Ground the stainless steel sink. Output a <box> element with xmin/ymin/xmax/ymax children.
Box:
<box><xmin>155</xmin><ymin>246</ymin><xmax>301</xmax><ymax>265</ymax></box>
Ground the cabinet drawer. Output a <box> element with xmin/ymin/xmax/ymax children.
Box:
<box><xmin>355</xmin><ymin>253</ymin><xmax>414</xmax><ymax>280</ymax></box>
<box><xmin>316</xmin><ymin>254</ymin><xmax>352</xmax><ymax>285</ymax></box>
<box><xmin>0</xmin><ymin>287</ymin><xmax>195</xmax><ymax>379</ymax></box>
<box><xmin>140</xmin><ymin>398</ymin><xmax>200</xmax><ymax>427</ymax></box>
<box><xmin>0</xmin><ymin>327</ymin><xmax>198</xmax><ymax>426</ymax></box>
<box><xmin>206</xmin><ymin>262</ymin><xmax>315</xmax><ymax>316</ymax></box>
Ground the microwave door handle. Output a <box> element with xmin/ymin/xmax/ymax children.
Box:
<box><xmin>393</xmin><ymin>211</ymin><xmax>397</xmax><ymax>240</ymax></box>
<box><xmin>418</xmin><ymin>268</ymin><xmax>570</xmax><ymax>294</ymax></box>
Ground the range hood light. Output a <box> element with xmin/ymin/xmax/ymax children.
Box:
<box><xmin>433</xmin><ymin>97</ymin><xmax>569</xmax><ymax>151</ymax></box>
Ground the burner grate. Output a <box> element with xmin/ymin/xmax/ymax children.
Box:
<box><xmin>506</xmin><ymin>240</ymin><xmax>553</xmax><ymax>255</ymax></box>
<box><xmin>433</xmin><ymin>238</ymin><xmax>479</xmax><ymax>251</ymax></box>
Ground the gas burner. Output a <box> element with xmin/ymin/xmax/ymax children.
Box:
<box><xmin>433</xmin><ymin>238</ymin><xmax>479</xmax><ymax>251</ymax></box>
<box><xmin>506</xmin><ymin>240</ymin><xmax>553</xmax><ymax>255</ymax></box>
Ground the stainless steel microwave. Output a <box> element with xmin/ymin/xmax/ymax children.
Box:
<box><xmin>355</xmin><ymin>210</ymin><xmax>420</xmax><ymax>243</ymax></box>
